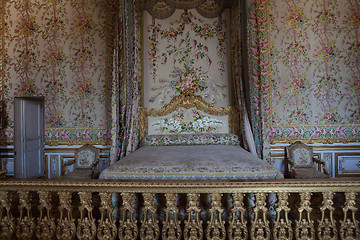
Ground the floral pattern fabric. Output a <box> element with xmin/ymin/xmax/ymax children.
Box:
<box><xmin>76</xmin><ymin>149</ymin><xmax>96</xmax><ymax>169</ymax></box>
<box><xmin>290</xmin><ymin>148</ymin><xmax>313</xmax><ymax>168</ymax></box>
<box><xmin>140</xmin><ymin>133</ymin><xmax>240</xmax><ymax>146</ymax></box>
<box><xmin>100</xmin><ymin>145</ymin><xmax>284</xmax><ymax>180</ymax></box>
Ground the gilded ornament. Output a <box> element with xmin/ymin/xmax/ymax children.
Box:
<box><xmin>162</xmin><ymin>193</ymin><xmax>181</xmax><ymax>240</ymax></box>
<box><xmin>250</xmin><ymin>193</ymin><xmax>270</xmax><ymax>240</ymax></box>
<box><xmin>295</xmin><ymin>192</ymin><xmax>315</xmax><ymax>240</ymax></box>
<box><xmin>273</xmin><ymin>192</ymin><xmax>292</xmax><ymax>240</ymax></box>
<box><xmin>340</xmin><ymin>192</ymin><xmax>359</xmax><ymax>240</ymax></box>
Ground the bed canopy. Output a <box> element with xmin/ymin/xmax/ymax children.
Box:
<box><xmin>108</xmin><ymin>0</ymin><xmax>258</xmax><ymax>165</ymax></box>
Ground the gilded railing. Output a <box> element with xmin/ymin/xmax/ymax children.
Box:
<box><xmin>0</xmin><ymin>179</ymin><xmax>359</xmax><ymax>239</ymax></box>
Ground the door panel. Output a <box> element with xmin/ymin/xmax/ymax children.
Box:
<box><xmin>14</xmin><ymin>97</ymin><xmax>44</xmax><ymax>179</ymax></box>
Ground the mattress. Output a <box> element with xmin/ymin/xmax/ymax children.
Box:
<box><xmin>99</xmin><ymin>145</ymin><xmax>283</xmax><ymax>180</ymax></box>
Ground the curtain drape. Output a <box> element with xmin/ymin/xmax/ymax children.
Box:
<box><xmin>109</xmin><ymin>0</ymin><xmax>142</xmax><ymax>165</ymax></box>
<box><xmin>230</xmin><ymin>1</ymin><xmax>258</xmax><ymax>157</ymax></box>
<box><xmin>109</xmin><ymin>0</ymin><xmax>260</xmax><ymax>164</ymax></box>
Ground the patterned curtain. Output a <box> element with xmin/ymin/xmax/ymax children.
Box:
<box><xmin>230</xmin><ymin>1</ymin><xmax>258</xmax><ymax>156</ymax></box>
<box><xmin>109</xmin><ymin>0</ymin><xmax>142</xmax><ymax>165</ymax></box>
<box><xmin>247</xmin><ymin>0</ymin><xmax>271</xmax><ymax>160</ymax></box>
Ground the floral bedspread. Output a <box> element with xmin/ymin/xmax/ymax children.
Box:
<box><xmin>100</xmin><ymin>144</ymin><xmax>283</xmax><ymax>180</ymax></box>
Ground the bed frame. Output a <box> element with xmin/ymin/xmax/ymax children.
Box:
<box><xmin>139</xmin><ymin>90</ymin><xmax>239</xmax><ymax>140</ymax></box>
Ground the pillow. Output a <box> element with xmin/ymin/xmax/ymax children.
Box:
<box><xmin>140</xmin><ymin>133</ymin><xmax>240</xmax><ymax>147</ymax></box>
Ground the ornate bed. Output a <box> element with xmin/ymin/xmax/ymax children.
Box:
<box><xmin>100</xmin><ymin>92</ymin><xmax>283</xmax><ymax>180</ymax></box>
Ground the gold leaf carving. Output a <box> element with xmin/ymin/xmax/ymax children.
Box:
<box><xmin>184</xmin><ymin>193</ymin><xmax>203</xmax><ymax>240</ymax></box>
<box><xmin>272</xmin><ymin>192</ymin><xmax>292</xmax><ymax>240</ymax></box>
<box><xmin>227</xmin><ymin>193</ymin><xmax>247</xmax><ymax>240</ymax></box>
<box><xmin>295</xmin><ymin>192</ymin><xmax>315</xmax><ymax>240</ymax></box>
<box><xmin>250</xmin><ymin>193</ymin><xmax>270</xmax><ymax>240</ymax></box>
<box><xmin>140</xmin><ymin>91</ymin><xmax>238</xmax><ymax>140</ymax></box>
<box><xmin>340</xmin><ymin>192</ymin><xmax>360</xmax><ymax>239</ymax></box>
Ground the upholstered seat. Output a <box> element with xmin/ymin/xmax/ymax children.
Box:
<box><xmin>62</xmin><ymin>145</ymin><xmax>100</xmax><ymax>179</ymax></box>
<box><xmin>286</xmin><ymin>141</ymin><xmax>329</xmax><ymax>179</ymax></box>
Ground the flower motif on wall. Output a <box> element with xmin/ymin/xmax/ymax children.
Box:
<box><xmin>16</xmin><ymin>16</ymin><xmax>39</xmax><ymax>36</ymax></box>
<box><xmin>147</xmin><ymin>11</ymin><xmax>227</xmax><ymax>105</ymax></box>
<box><xmin>170</xmin><ymin>65</ymin><xmax>208</xmax><ymax>93</ymax></box>
<box><xmin>152</xmin><ymin>109</ymin><xmax>224</xmax><ymax>134</ymax></box>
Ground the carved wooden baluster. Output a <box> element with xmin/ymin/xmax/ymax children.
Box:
<box><xmin>206</xmin><ymin>193</ymin><xmax>226</xmax><ymax>240</ymax></box>
<box><xmin>97</xmin><ymin>192</ymin><xmax>117</xmax><ymax>240</ymax></box>
<box><xmin>295</xmin><ymin>192</ymin><xmax>315</xmax><ymax>240</ymax></box>
<box><xmin>77</xmin><ymin>191</ymin><xmax>97</xmax><ymax>240</ymax></box>
<box><xmin>36</xmin><ymin>190</ymin><xmax>55</xmax><ymax>239</ymax></box>
<box><xmin>250</xmin><ymin>193</ymin><xmax>270</xmax><ymax>240</ymax></box>
<box><xmin>340</xmin><ymin>192</ymin><xmax>360</xmax><ymax>239</ymax></box>
<box><xmin>162</xmin><ymin>193</ymin><xmax>181</xmax><ymax>240</ymax></box>
<box><xmin>56</xmin><ymin>191</ymin><xmax>76</xmax><ymax>239</ymax></box>
<box><xmin>119</xmin><ymin>192</ymin><xmax>138</xmax><ymax>240</ymax></box>
<box><xmin>272</xmin><ymin>192</ymin><xmax>292</xmax><ymax>240</ymax></box>
<box><xmin>227</xmin><ymin>193</ymin><xmax>248</xmax><ymax>240</ymax></box>
<box><xmin>184</xmin><ymin>193</ymin><xmax>203</xmax><ymax>240</ymax></box>
<box><xmin>0</xmin><ymin>191</ymin><xmax>14</xmax><ymax>239</ymax></box>
<box><xmin>140</xmin><ymin>193</ymin><xmax>160</xmax><ymax>240</ymax></box>
<box><xmin>15</xmin><ymin>191</ymin><xmax>35</xmax><ymax>239</ymax></box>
<box><xmin>317</xmin><ymin>192</ymin><xmax>338</xmax><ymax>240</ymax></box>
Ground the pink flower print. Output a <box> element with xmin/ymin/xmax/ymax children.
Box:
<box><xmin>207</xmin><ymin>58</ymin><xmax>212</xmax><ymax>68</ymax></box>
<box><xmin>310</xmin><ymin>126</ymin><xmax>321</xmax><ymax>139</ymax></box>
<box><xmin>46</xmin><ymin>131</ymin><xmax>53</xmax><ymax>140</ymax></box>
<box><xmin>321</xmin><ymin>129</ymin><xmax>327</xmax><ymax>138</ymax></box>
<box><xmin>82</xmin><ymin>129</ymin><xmax>92</xmax><ymax>141</ymax></box>
<box><xmin>351</xmin><ymin>128</ymin><xmax>358</xmax><ymax>137</ymax></box>
<box><xmin>335</xmin><ymin>126</ymin><xmax>346</xmax><ymax>138</ymax></box>
<box><xmin>288</xmin><ymin>127</ymin><xmax>299</xmax><ymax>138</ymax></box>
<box><xmin>54</xmin><ymin>132</ymin><xmax>60</xmax><ymax>140</ymax></box>
<box><xmin>193</xmin><ymin>40</ymin><xmax>197</xmax><ymax>48</ymax></box>
<box><xmin>75</xmin><ymin>130</ymin><xmax>81</xmax><ymax>140</ymax></box>
<box><xmin>97</xmin><ymin>130</ymin><xmax>104</xmax><ymax>140</ymax></box>
<box><xmin>204</xmin><ymin>46</ymin><xmax>208</xmax><ymax>52</ymax></box>
<box><xmin>61</xmin><ymin>129</ymin><xmax>70</xmax><ymax>141</ymax></box>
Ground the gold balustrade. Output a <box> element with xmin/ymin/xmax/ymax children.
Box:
<box><xmin>0</xmin><ymin>179</ymin><xmax>359</xmax><ymax>240</ymax></box>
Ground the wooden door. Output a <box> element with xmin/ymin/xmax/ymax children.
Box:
<box><xmin>14</xmin><ymin>97</ymin><xmax>45</xmax><ymax>178</ymax></box>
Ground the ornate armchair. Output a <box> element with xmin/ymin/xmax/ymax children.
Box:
<box><xmin>62</xmin><ymin>145</ymin><xmax>100</xmax><ymax>179</ymax></box>
<box><xmin>286</xmin><ymin>141</ymin><xmax>329</xmax><ymax>179</ymax></box>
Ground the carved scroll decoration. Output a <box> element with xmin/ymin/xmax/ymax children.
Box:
<box><xmin>272</xmin><ymin>192</ymin><xmax>292</xmax><ymax>240</ymax></box>
<box><xmin>0</xmin><ymin>191</ymin><xmax>14</xmax><ymax>239</ymax></box>
<box><xmin>36</xmin><ymin>191</ymin><xmax>55</xmax><ymax>239</ymax></box>
<box><xmin>184</xmin><ymin>193</ymin><xmax>203</xmax><ymax>240</ymax></box>
<box><xmin>140</xmin><ymin>193</ymin><xmax>160</xmax><ymax>240</ymax></box>
<box><xmin>206</xmin><ymin>193</ymin><xmax>226</xmax><ymax>240</ymax></box>
<box><xmin>250</xmin><ymin>193</ymin><xmax>270</xmax><ymax>240</ymax></box>
<box><xmin>295</xmin><ymin>192</ymin><xmax>315</xmax><ymax>240</ymax></box>
<box><xmin>56</xmin><ymin>191</ymin><xmax>76</xmax><ymax>239</ymax></box>
<box><xmin>162</xmin><ymin>193</ymin><xmax>181</xmax><ymax>240</ymax></box>
<box><xmin>340</xmin><ymin>192</ymin><xmax>360</xmax><ymax>239</ymax></box>
<box><xmin>317</xmin><ymin>192</ymin><xmax>338</xmax><ymax>240</ymax></box>
<box><xmin>97</xmin><ymin>192</ymin><xmax>117</xmax><ymax>240</ymax></box>
<box><xmin>119</xmin><ymin>193</ymin><xmax>138</xmax><ymax>240</ymax></box>
<box><xmin>15</xmin><ymin>191</ymin><xmax>35</xmax><ymax>239</ymax></box>
<box><xmin>227</xmin><ymin>193</ymin><xmax>247</xmax><ymax>240</ymax></box>
<box><xmin>140</xmin><ymin>91</ymin><xmax>238</xmax><ymax>141</ymax></box>
<box><xmin>77</xmin><ymin>192</ymin><xmax>97</xmax><ymax>240</ymax></box>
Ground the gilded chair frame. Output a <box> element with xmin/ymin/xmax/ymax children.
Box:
<box><xmin>286</xmin><ymin>141</ymin><xmax>329</xmax><ymax>178</ymax></box>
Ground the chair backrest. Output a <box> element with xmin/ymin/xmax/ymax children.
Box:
<box><xmin>286</xmin><ymin>141</ymin><xmax>314</xmax><ymax>168</ymax></box>
<box><xmin>74</xmin><ymin>145</ymin><xmax>100</xmax><ymax>170</ymax></box>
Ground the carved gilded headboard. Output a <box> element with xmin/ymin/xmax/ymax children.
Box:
<box><xmin>139</xmin><ymin>91</ymin><xmax>239</xmax><ymax>141</ymax></box>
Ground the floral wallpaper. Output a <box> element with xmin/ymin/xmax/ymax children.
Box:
<box><xmin>268</xmin><ymin>0</ymin><xmax>360</xmax><ymax>142</ymax></box>
<box><xmin>143</xmin><ymin>9</ymin><xmax>231</xmax><ymax>108</ymax></box>
<box><xmin>0</xmin><ymin>0</ymin><xmax>113</xmax><ymax>145</ymax></box>
<box><xmin>247</xmin><ymin>0</ymin><xmax>359</xmax><ymax>162</ymax></box>
<box><xmin>0</xmin><ymin>0</ymin><xmax>359</xmax><ymax>153</ymax></box>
